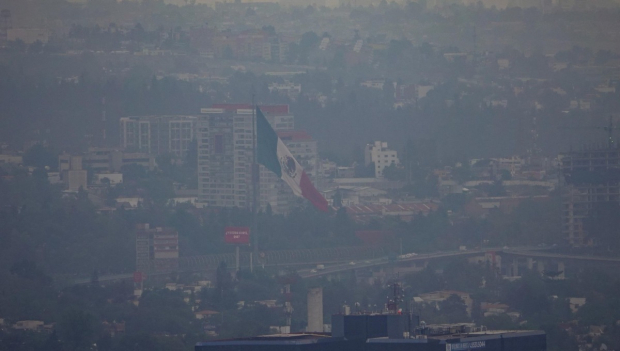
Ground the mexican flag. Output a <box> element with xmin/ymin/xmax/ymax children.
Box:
<box><xmin>256</xmin><ymin>107</ymin><xmax>329</xmax><ymax>212</ymax></box>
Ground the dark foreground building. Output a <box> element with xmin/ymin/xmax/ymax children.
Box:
<box><xmin>196</xmin><ymin>314</ymin><xmax>546</xmax><ymax>351</ymax></box>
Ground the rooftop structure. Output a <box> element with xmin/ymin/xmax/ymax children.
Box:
<box><xmin>195</xmin><ymin>315</ymin><xmax>546</xmax><ymax>351</ymax></box>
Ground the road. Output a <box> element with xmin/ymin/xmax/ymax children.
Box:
<box><xmin>296</xmin><ymin>247</ymin><xmax>513</xmax><ymax>279</ymax></box>
<box><xmin>75</xmin><ymin>245</ymin><xmax>620</xmax><ymax>285</ymax></box>
<box><xmin>503</xmin><ymin>250</ymin><xmax>620</xmax><ymax>263</ymax></box>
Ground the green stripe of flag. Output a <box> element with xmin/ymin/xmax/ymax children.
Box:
<box><xmin>256</xmin><ymin>107</ymin><xmax>282</xmax><ymax>178</ymax></box>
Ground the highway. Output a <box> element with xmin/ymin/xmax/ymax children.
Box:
<box><xmin>73</xmin><ymin>246</ymin><xmax>620</xmax><ymax>285</ymax></box>
<box><xmin>503</xmin><ymin>250</ymin><xmax>620</xmax><ymax>263</ymax></box>
<box><xmin>297</xmin><ymin>247</ymin><xmax>512</xmax><ymax>279</ymax></box>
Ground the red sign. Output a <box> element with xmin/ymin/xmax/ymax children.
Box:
<box><xmin>133</xmin><ymin>271</ymin><xmax>145</xmax><ymax>283</ymax></box>
<box><xmin>225</xmin><ymin>227</ymin><xmax>250</xmax><ymax>244</ymax></box>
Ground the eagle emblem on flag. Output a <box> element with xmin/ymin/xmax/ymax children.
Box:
<box><xmin>280</xmin><ymin>155</ymin><xmax>297</xmax><ymax>178</ymax></box>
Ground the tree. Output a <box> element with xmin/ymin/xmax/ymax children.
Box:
<box><xmin>58</xmin><ymin>309</ymin><xmax>96</xmax><ymax>351</ymax></box>
<box><xmin>333</xmin><ymin>207</ymin><xmax>355</xmax><ymax>243</ymax></box>
<box><xmin>214</xmin><ymin>261</ymin><xmax>236</xmax><ymax>309</ymax></box>
<box><xmin>355</xmin><ymin>162</ymin><xmax>375</xmax><ymax>178</ymax></box>
<box><xmin>499</xmin><ymin>169</ymin><xmax>512</xmax><ymax>181</ymax></box>
<box><xmin>298</xmin><ymin>31</ymin><xmax>319</xmax><ymax>64</ymax></box>
<box><xmin>333</xmin><ymin>189</ymin><xmax>343</xmax><ymax>208</ymax></box>
<box><xmin>10</xmin><ymin>260</ymin><xmax>52</xmax><ymax>285</ymax></box>
<box><xmin>261</xmin><ymin>25</ymin><xmax>276</xmax><ymax>37</ymax></box>
<box><xmin>404</xmin><ymin>267</ymin><xmax>443</xmax><ymax>295</ymax></box>
<box><xmin>91</xmin><ymin>269</ymin><xmax>99</xmax><ymax>286</ymax></box>
<box><xmin>43</xmin><ymin>330</ymin><xmax>64</xmax><ymax>351</ymax></box>
<box><xmin>383</xmin><ymin>163</ymin><xmax>405</xmax><ymax>181</ymax></box>
<box><xmin>223</xmin><ymin>46</ymin><xmax>234</xmax><ymax>59</ymax></box>
<box><xmin>28</xmin><ymin>40</ymin><xmax>44</xmax><ymax>54</ymax></box>
<box><xmin>481</xmin><ymin>314</ymin><xmax>519</xmax><ymax>330</ymax></box>
<box><xmin>438</xmin><ymin>294</ymin><xmax>469</xmax><ymax>323</ymax></box>
<box><xmin>23</xmin><ymin>144</ymin><xmax>57</xmax><ymax>170</ymax></box>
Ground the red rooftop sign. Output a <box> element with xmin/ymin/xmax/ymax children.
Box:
<box><xmin>133</xmin><ymin>271</ymin><xmax>145</xmax><ymax>283</ymax></box>
<box><xmin>225</xmin><ymin>227</ymin><xmax>250</xmax><ymax>244</ymax></box>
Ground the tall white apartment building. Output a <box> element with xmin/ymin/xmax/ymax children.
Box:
<box><xmin>365</xmin><ymin>141</ymin><xmax>399</xmax><ymax>178</ymax></box>
<box><xmin>120</xmin><ymin>115</ymin><xmax>197</xmax><ymax>157</ymax></box>
<box><xmin>197</xmin><ymin>108</ymin><xmax>252</xmax><ymax>208</ymax></box>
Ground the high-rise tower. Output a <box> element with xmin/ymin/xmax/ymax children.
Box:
<box><xmin>0</xmin><ymin>10</ymin><xmax>11</xmax><ymax>48</ymax></box>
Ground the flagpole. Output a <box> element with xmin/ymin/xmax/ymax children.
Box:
<box><xmin>252</xmin><ymin>92</ymin><xmax>259</xmax><ymax>267</ymax></box>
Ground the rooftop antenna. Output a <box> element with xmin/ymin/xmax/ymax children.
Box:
<box><xmin>101</xmin><ymin>96</ymin><xmax>107</xmax><ymax>143</ymax></box>
<box><xmin>387</xmin><ymin>281</ymin><xmax>403</xmax><ymax>314</ymax></box>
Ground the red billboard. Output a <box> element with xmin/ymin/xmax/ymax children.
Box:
<box><xmin>225</xmin><ymin>227</ymin><xmax>250</xmax><ymax>244</ymax></box>
<box><xmin>133</xmin><ymin>271</ymin><xmax>145</xmax><ymax>283</ymax></box>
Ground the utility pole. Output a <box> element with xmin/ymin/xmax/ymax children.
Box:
<box><xmin>101</xmin><ymin>96</ymin><xmax>107</xmax><ymax>143</ymax></box>
<box><xmin>252</xmin><ymin>93</ymin><xmax>259</xmax><ymax>264</ymax></box>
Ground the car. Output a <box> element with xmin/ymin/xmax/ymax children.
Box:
<box><xmin>349</xmin><ymin>261</ymin><xmax>356</xmax><ymax>265</ymax></box>
<box><xmin>310</xmin><ymin>269</ymin><xmax>317</xmax><ymax>273</ymax></box>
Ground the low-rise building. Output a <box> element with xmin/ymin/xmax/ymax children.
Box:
<box><xmin>59</xmin><ymin>148</ymin><xmax>155</xmax><ymax>174</ymax></box>
<box><xmin>568</xmin><ymin>297</ymin><xmax>586</xmax><ymax>313</ymax></box>
<box><xmin>93</xmin><ymin>173</ymin><xmax>123</xmax><ymax>186</ymax></box>
<box><xmin>13</xmin><ymin>320</ymin><xmax>44</xmax><ymax>331</ymax></box>
<box><xmin>418</xmin><ymin>290</ymin><xmax>474</xmax><ymax>316</ymax></box>
<box><xmin>364</xmin><ymin>141</ymin><xmax>399</xmax><ymax>178</ymax></box>
<box><xmin>481</xmin><ymin>302</ymin><xmax>510</xmax><ymax>317</ymax></box>
<box><xmin>0</xmin><ymin>154</ymin><xmax>22</xmax><ymax>165</ymax></box>
<box><xmin>135</xmin><ymin>224</ymin><xmax>179</xmax><ymax>273</ymax></box>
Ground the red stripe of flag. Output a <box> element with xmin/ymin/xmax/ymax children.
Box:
<box><xmin>300</xmin><ymin>171</ymin><xmax>329</xmax><ymax>212</ymax></box>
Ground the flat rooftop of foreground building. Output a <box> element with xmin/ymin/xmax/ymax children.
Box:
<box><xmin>369</xmin><ymin>329</ymin><xmax>546</xmax><ymax>341</ymax></box>
<box><xmin>367</xmin><ymin>330</ymin><xmax>546</xmax><ymax>351</ymax></box>
<box><xmin>196</xmin><ymin>333</ymin><xmax>349</xmax><ymax>349</ymax></box>
<box><xmin>196</xmin><ymin>330</ymin><xmax>546</xmax><ymax>351</ymax></box>
<box><xmin>196</xmin><ymin>316</ymin><xmax>546</xmax><ymax>351</ymax></box>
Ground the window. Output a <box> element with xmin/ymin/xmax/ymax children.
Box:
<box><xmin>214</xmin><ymin>135</ymin><xmax>224</xmax><ymax>153</ymax></box>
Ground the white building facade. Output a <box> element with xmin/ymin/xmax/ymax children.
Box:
<box><xmin>120</xmin><ymin>115</ymin><xmax>197</xmax><ymax>157</ymax></box>
<box><xmin>365</xmin><ymin>141</ymin><xmax>399</xmax><ymax>178</ymax></box>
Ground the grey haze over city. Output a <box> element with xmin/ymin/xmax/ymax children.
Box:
<box><xmin>1</xmin><ymin>0</ymin><xmax>620</xmax><ymax>351</ymax></box>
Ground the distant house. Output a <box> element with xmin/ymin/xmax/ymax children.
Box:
<box><xmin>361</xmin><ymin>79</ymin><xmax>386</xmax><ymax>90</ymax></box>
<box><xmin>195</xmin><ymin>310</ymin><xmax>219</xmax><ymax>320</ymax></box>
<box><xmin>0</xmin><ymin>154</ymin><xmax>22</xmax><ymax>165</ymax></box>
<box><xmin>102</xmin><ymin>321</ymin><xmax>125</xmax><ymax>336</ymax></box>
<box><xmin>418</xmin><ymin>290</ymin><xmax>473</xmax><ymax>316</ymax></box>
<box><xmin>568</xmin><ymin>297</ymin><xmax>586</xmax><ymax>313</ymax></box>
<box><xmin>497</xmin><ymin>58</ymin><xmax>510</xmax><ymax>70</ymax></box>
<box><xmin>116</xmin><ymin>197</ymin><xmax>143</xmax><ymax>208</ymax></box>
<box><xmin>13</xmin><ymin>320</ymin><xmax>44</xmax><ymax>331</ymax></box>
<box><xmin>481</xmin><ymin>302</ymin><xmax>510</xmax><ymax>317</ymax></box>
<box><xmin>255</xmin><ymin>300</ymin><xmax>280</xmax><ymax>308</ymax></box>
<box><xmin>589</xmin><ymin>325</ymin><xmax>605</xmax><ymax>338</ymax></box>
<box><xmin>346</xmin><ymin>202</ymin><xmax>438</xmax><ymax>222</ymax></box>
